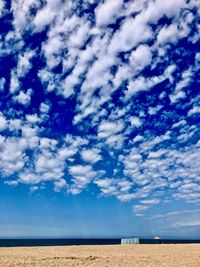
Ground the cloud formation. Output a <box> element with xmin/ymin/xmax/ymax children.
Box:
<box><xmin>0</xmin><ymin>0</ymin><xmax>199</xmax><ymax>216</ymax></box>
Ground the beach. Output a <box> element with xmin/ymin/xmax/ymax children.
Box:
<box><xmin>0</xmin><ymin>244</ymin><xmax>199</xmax><ymax>267</ymax></box>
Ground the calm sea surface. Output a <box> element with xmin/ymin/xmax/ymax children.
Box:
<box><xmin>0</xmin><ymin>239</ymin><xmax>199</xmax><ymax>247</ymax></box>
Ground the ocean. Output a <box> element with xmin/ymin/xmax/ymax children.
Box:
<box><xmin>0</xmin><ymin>238</ymin><xmax>199</xmax><ymax>247</ymax></box>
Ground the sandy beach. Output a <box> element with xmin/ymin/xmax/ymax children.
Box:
<box><xmin>0</xmin><ymin>244</ymin><xmax>199</xmax><ymax>267</ymax></box>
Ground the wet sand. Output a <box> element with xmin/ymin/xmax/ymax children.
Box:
<box><xmin>0</xmin><ymin>244</ymin><xmax>199</xmax><ymax>267</ymax></box>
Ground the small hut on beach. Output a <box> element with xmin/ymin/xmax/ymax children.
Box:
<box><xmin>121</xmin><ymin>237</ymin><xmax>139</xmax><ymax>244</ymax></box>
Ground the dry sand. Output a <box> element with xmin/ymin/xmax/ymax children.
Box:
<box><xmin>0</xmin><ymin>244</ymin><xmax>199</xmax><ymax>267</ymax></box>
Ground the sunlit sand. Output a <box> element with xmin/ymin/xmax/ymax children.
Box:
<box><xmin>0</xmin><ymin>244</ymin><xmax>199</xmax><ymax>266</ymax></box>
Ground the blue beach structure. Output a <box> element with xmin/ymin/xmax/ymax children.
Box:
<box><xmin>121</xmin><ymin>238</ymin><xmax>140</xmax><ymax>244</ymax></box>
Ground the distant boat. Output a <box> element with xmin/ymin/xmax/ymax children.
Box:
<box><xmin>154</xmin><ymin>236</ymin><xmax>161</xmax><ymax>240</ymax></box>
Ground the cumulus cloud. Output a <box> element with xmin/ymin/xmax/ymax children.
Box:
<box><xmin>0</xmin><ymin>77</ymin><xmax>6</xmax><ymax>91</ymax></box>
<box><xmin>33</xmin><ymin>0</ymin><xmax>63</xmax><ymax>32</ymax></box>
<box><xmin>39</xmin><ymin>102</ymin><xmax>51</xmax><ymax>113</ymax></box>
<box><xmin>95</xmin><ymin>0</ymin><xmax>123</xmax><ymax>27</ymax></box>
<box><xmin>0</xmin><ymin>136</ymin><xmax>27</xmax><ymax>176</ymax></box>
<box><xmin>0</xmin><ymin>0</ymin><xmax>199</xmax><ymax>218</ymax></box>
<box><xmin>144</xmin><ymin>0</ymin><xmax>186</xmax><ymax>23</ymax></box>
<box><xmin>0</xmin><ymin>0</ymin><xmax>5</xmax><ymax>17</ymax></box>
<box><xmin>69</xmin><ymin>165</ymin><xmax>96</xmax><ymax>194</ymax></box>
<box><xmin>109</xmin><ymin>16</ymin><xmax>152</xmax><ymax>54</ymax></box>
<box><xmin>130</xmin><ymin>116</ymin><xmax>142</xmax><ymax>128</ymax></box>
<box><xmin>188</xmin><ymin>106</ymin><xmax>200</xmax><ymax>116</ymax></box>
<box><xmin>14</xmin><ymin>89</ymin><xmax>32</xmax><ymax>106</ymax></box>
<box><xmin>81</xmin><ymin>148</ymin><xmax>102</xmax><ymax>164</ymax></box>
<box><xmin>130</xmin><ymin>44</ymin><xmax>152</xmax><ymax>70</ymax></box>
<box><xmin>0</xmin><ymin>113</ymin><xmax>7</xmax><ymax>131</ymax></box>
<box><xmin>157</xmin><ymin>24</ymin><xmax>179</xmax><ymax>45</ymax></box>
<box><xmin>169</xmin><ymin>90</ymin><xmax>186</xmax><ymax>103</ymax></box>
<box><xmin>17</xmin><ymin>50</ymin><xmax>35</xmax><ymax>77</ymax></box>
<box><xmin>10</xmin><ymin>70</ymin><xmax>20</xmax><ymax>94</ymax></box>
<box><xmin>98</xmin><ymin>120</ymin><xmax>124</xmax><ymax>138</ymax></box>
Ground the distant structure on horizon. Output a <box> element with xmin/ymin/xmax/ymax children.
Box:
<box><xmin>121</xmin><ymin>236</ymin><xmax>163</xmax><ymax>245</ymax></box>
<box><xmin>121</xmin><ymin>237</ymin><xmax>139</xmax><ymax>244</ymax></box>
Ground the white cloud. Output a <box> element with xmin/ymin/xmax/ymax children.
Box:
<box><xmin>68</xmin><ymin>21</ymin><xmax>89</xmax><ymax>49</ymax></box>
<box><xmin>0</xmin><ymin>113</ymin><xmax>7</xmax><ymax>131</ymax></box>
<box><xmin>125</xmin><ymin>64</ymin><xmax>176</xmax><ymax>98</ymax></box>
<box><xmin>81</xmin><ymin>148</ymin><xmax>102</xmax><ymax>164</ymax></box>
<box><xmin>169</xmin><ymin>90</ymin><xmax>186</xmax><ymax>103</ymax></box>
<box><xmin>144</xmin><ymin>0</ymin><xmax>186</xmax><ymax>23</ymax></box>
<box><xmin>69</xmin><ymin>165</ymin><xmax>92</xmax><ymax>177</ymax></box>
<box><xmin>1</xmin><ymin>0</ymin><xmax>200</xmax><ymax>217</ymax></box>
<box><xmin>11</xmin><ymin>0</ymin><xmax>41</xmax><ymax>32</ymax></box>
<box><xmin>34</xmin><ymin>0</ymin><xmax>63</xmax><ymax>32</ymax></box>
<box><xmin>69</xmin><ymin>164</ymin><xmax>96</xmax><ymax>194</ymax></box>
<box><xmin>140</xmin><ymin>199</ymin><xmax>160</xmax><ymax>205</ymax></box>
<box><xmin>148</xmin><ymin>105</ymin><xmax>163</xmax><ymax>115</ymax></box>
<box><xmin>95</xmin><ymin>0</ymin><xmax>123</xmax><ymax>27</ymax></box>
<box><xmin>94</xmin><ymin>178</ymin><xmax>117</xmax><ymax>196</ymax></box>
<box><xmin>132</xmin><ymin>204</ymin><xmax>149</xmax><ymax>214</ymax></box>
<box><xmin>121</xmin><ymin>133</ymin><xmax>200</xmax><ymax>208</ymax></box>
<box><xmin>169</xmin><ymin>67</ymin><xmax>193</xmax><ymax>104</ymax></box>
<box><xmin>126</xmin><ymin>76</ymin><xmax>160</xmax><ymax>98</ymax></box>
<box><xmin>10</xmin><ymin>69</ymin><xmax>20</xmax><ymax>94</ymax></box>
<box><xmin>61</xmin><ymin>75</ymin><xmax>76</xmax><ymax>99</ymax></box>
<box><xmin>130</xmin><ymin>116</ymin><xmax>142</xmax><ymax>128</ymax></box>
<box><xmin>0</xmin><ymin>136</ymin><xmax>27</xmax><ymax>176</ymax></box>
<box><xmin>132</xmin><ymin>199</ymin><xmax>160</xmax><ymax>215</ymax></box>
<box><xmin>176</xmin><ymin>68</ymin><xmax>193</xmax><ymax>91</ymax></box>
<box><xmin>17</xmin><ymin>50</ymin><xmax>35</xmax><ymax>77</ymax></box>
<box><xmin>54</xmin><ymin>178</ymin><xmax>67</xmax><ymax>192</ymax></box>
<box><xmin>39</xmin><ymin>102</ymin><xmax>51</xmax><ymax>113</ymax></box>
<box><xmin>130</xmin><ymin>44</ymin><xmax>152</xmax><ymax>70</ymax></box>
<box><xmin>173</xmin><ymin>220</ymin><xmax>200</xmax><ymax>228</ymax></box>
<box><xmin>38</xmin><ymin>69</ymin><xmax>52</xmax><ymax>84</ymax></box>
<box><xmin>0</xmin><ymin>134</ymin><xmax>82</xmax><ymax>187</ymax></box>
<box><xmin>14</xmin><ymin>89</ymin><xmax>32</xmax><ymax>106</ymax></box>
<box><xmin>42</xmin><ymin>35</ymin><xmax>63</xmax><ymax>57</ymax></box>
<box><xmin>0</xmin><ymin>77</ymin><xmax>6</xmax><ymax>91</ymax></box>
<box><xmin>94</xmin><ymin>178</ymin><xmax>114</xmax><ymax>189</ymax></box>
<box><xmin>157</xmin><ymin>24</ymin><xmax>179</xmax><ymax>45</ymax></box>
<box><xmin>188</xmin><ymin>106</ymin><xmax>200</xmax><ymax>116</ymax></box>
<box><xmin>80</xmin><ymin>51</ymin><xmax>115</xmax><ymax>96</ymax></box>
<box><xmin>0</xmin><ymin>0</ymin><xmax>5</xmax><ymax>17</ymax></box>
<box><xmin>148</xmin><ymin>208</ymin><xmax>200</xmax><ymax>233</ymax></box>
<box><xmin>57</xmin><ymin>147</ymin><xmax>76</xmax><ymax>161</ymax></box>
<box><xmin>26</xmin><ymin>114</ymin><xmax>40</xmax><ymax>124</ymax></box>
<box><xmin>149</xmin><ymin>209</ymin><xmax>200</xmax><ymax>220</ymax></box>
<box><xmin>98</xmin><ymin>120</ymin><xmax>124</xmax><ymax>138</ymax></box>
<box><xmin>112</xmin><ymin>64</ymin><xmax>131</xmax><ymax>88</ymax></box>
<box><xmin>106</xmin><ymin>134</ymin><xmax>125</xmax><ymax>149</ymax></box>
<box><xmin>117</xmin><ymin>193</ymin><xmax>136</xmax><ymax>202</ymax></box>
<box><xmin>109</xmin><ymin>15</ymin><xmax>152</xmax><ymax>54</ymax></box>
<box><xmin>4</xmin><ymin>180</ymin><xmax>18</xmax><ymax>186</ymax></box>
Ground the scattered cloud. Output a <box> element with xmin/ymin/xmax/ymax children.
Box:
<box><xmin>81</xmin><ymin>148</ymin><xmax>102</xmax><ymax>164</ymax></box>
<box><xmin>0</xmin><ymin>0</ymin><xmax>199</xmax><ymax>218</ymax></box>
<box><xmin>0</xmin><ymin>113</ymin><xmax>7</xmax><ymax>132</ymax></box>
<box><xmin>14</xmin><ymin>89</ymin><xmax>32</xmax><ymax>106</ymax></box>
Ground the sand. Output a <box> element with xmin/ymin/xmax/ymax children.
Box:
<box><xmin>0</xmin><ymin>244</ymin><xmax>199</xmax><ymax>267</ymax></box>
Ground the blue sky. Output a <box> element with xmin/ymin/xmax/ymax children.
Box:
<box><xmin>0</xmin><ymin>0</ymin><xmax>200</xmax><ymax>239</ymax></box>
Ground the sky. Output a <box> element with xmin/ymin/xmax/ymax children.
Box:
<box><xmin>0</xmin><ymin>0</ymin><xmax>200</xmax><ymax>239</ymax></box>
